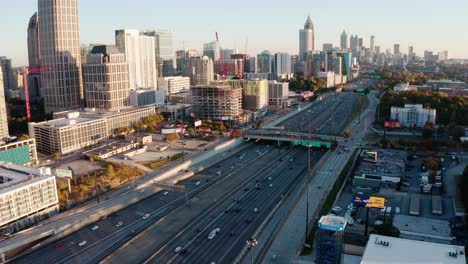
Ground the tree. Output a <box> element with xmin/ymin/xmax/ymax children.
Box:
<box><xmin>133</xmin><ymin>120</ymin><xmax>146</xmax><ymax>132</ymax></box>
<box><xmin>186</xmin><ymin>128</ymin><xmax>195</xmax><ymax>137</ymax></box>
<box><xmin>373</xmin><ymin>222</ymin><xmax>400</xmax><ymax>237</ymax></box>
<box><xmin>422</xmin><ymin>126</ymin><xmax>434</xmax><ymax>139</ymax></box>
<box><xmin>18</xmin><ymin>134</ymin><xmax>30</xmax><ymax>140</ymax></box>
<box><xmin>231</xmin><ymin>129</ymin><xmax>243</xmax><ymax>138</ymax></box>
<box><xmin>106</xmin><ymin>164</ymin><xmax>116</xmax><ymax>178</ymax></box>
<box><xmin>146</xmin><ymin>126</ymin><xmax>156</xmax><ymax>133</ymax></box>
<box><xmin>450</xmin><ymin>125</ymin><xmax>465</xmax><ymax>141</ymax></box>
<box><xmin>166</xmin><ymin>133</ymin><xmax>180</xmax><ymax>142</ymax></box>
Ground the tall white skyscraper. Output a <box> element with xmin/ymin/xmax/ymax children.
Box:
<box><xmin>38</xmin><ymin>0</ymin><xmax>83</xmax><ymax>113</ymax></box>
<box><xmin>115</xmin><ymin>29</ymin><xmax>157</xmax><ymax>90</ymax></box>
<box><xmin>370</xmin><ymin>36</ymin><xmax>375</xmax><ymax>52</ymax></box>
<box><xmin>299</xmin><ymin>15</ymin><xmax>315</xmax><ymax>62</ymax></box>
<box><xmin>340</xmin><ymin>30</ymin><xmax>348</xmax><ymax>50</ymax></box>
<box><xmin>0</xmin><ymin>70</ymin><xmax>9</xmax><ymax>138</ymax></box>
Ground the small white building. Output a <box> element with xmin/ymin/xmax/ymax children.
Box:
<box><xmin>390</xmin><ymin>104</ymin><xmax>436</xmax><ymax>128</ymax></box>
<box><xmin>361</xmin><ymin>234</ymin><xmax>466</xmax><ymax>264</ymax></box>
<box><xmin>157</xmin><ymin>76</ymin><xmax>190</xmax><ymax>96</ymax></box>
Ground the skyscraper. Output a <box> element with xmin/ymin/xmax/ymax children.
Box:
<box><xmin>323</xmin><ymin>43</ymin><xmax>333</xmax><ymax>53</ymax></box>
<box><xmin>184</xmin><ymin>56</ymin><xmax>214</xmax><ymax>86</ymax></box>
<box><xmin>83</xmin><ymin>45</ymin><xmax>129</xmax><ymax>110</ymax></box>
<box><xmin>350</xmin><ymin>35</ymin><xmax>359</xmax><ymax>55</ymax></box>
<box><xmin>316</xmin><ymin>215</ymin><xmax>347</xmax><ymax>264</ymax></box>
<box><xmin>299</xmin><ymin>15</ymin><xmax>315</xmax><ymax>62</ymax></box>
<box><xmin>0</xmin><ymin>71</ymin><xmax>9</xmax><ymax>138</ymax></box>
<box><xmin>340</xmin><ymin>31</ymin><xmax>348</xmax><ymax>50</ymax></box>
<box><xmin>274</xmin><ymin>53</ymin><xmax>291</xmax><ymax>74</ymax></box>
<box><xmin>0</xmin><ymin>57</ymin><xmax>15</xmax><ymax>93</ymax></box>
<box><xmin>27</xmin><ymin>12</ymin><xmax>42</xmax><ymax>99</ymax></box>
<box><xmin>141</xmin><ymin>30</ymin><xmax>175</xmax><ymax>77</ymax></box>
<box><xmin>394</xmin><ymin>44</ymin><xmax>400</xmax><ymax>55</ymax></box>
<box><xmin>115</xmin><ymin>29</ymin><xmax>157</xmax><ymax>90</ymax></box>
<box><xmin>203</xmin><ymin>41</ymin><xmax>220</xmax><ymax>62</ymax></box>
<box><xmin>257</xmin><ymin>50</ymin><xmax>273</xmax><ymax>73</ymax></box>
<box><xmin>38</xmin><ymin>0</ymin><xmax>83</xmax><ymax>113</ymax></box>
<box><xmin>370</xmin><ymin>36</ymin><xmax>375</xmax><ymax>52</ymax></box>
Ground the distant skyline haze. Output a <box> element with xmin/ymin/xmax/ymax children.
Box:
<box><xmin>1</xmin><ymin>0</ymin><xmax>467</xmax><ymax>66</ymax></box>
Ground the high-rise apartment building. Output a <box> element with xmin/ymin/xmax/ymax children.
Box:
<box><xmin>83</xmin><ymin>45</ymin><xmax>129</xmax><ymax>110</ymax></box>
<box><xmin>214</xmin><ymin>59</ymin><xmax>244</xmax><ymax>77</ymax></box>
<box><xmin>27</xmin><ymin>12</ymin><xmax>42</xmax><ymax>99</ymax></box>
<box><xmin>141</xmin><ymin>30</ymin><xmax>175</xmax><ymax>77</ymax></box>
<box><xmin>203</xmin><ymin>41</ymin><xmax>220</xmax><ymax>62</ymax></box>
<box><xmin>0</xmin><ymin>70</ymin><xmax>9</xmax><ymax>138</ymax></box>
<box><xmin>370</xmin><ymin>36</ymin><xmax>375</xmax><ymax>52</ymax></box>
<box><xmin>257</xmin><ymin>51</ymin><xmax>273</xmax><ymax>73</ymax></box>
<box><xmin>340</xmin><ymin>30</ymin><xmax>348</xmax><ymax>50</ymax></box>
<box><xmin>115</xmin><ymin>29</ymin><xmax>157</xmax><ymax>90</ymax></box>
<box><xmin>350</xmin><ymin>35</ymin><xmax>359</xmax><ymax>55</ymax></box>
<box><xmin>214</xmin><ymin>80</ymin><xmax>268</xmax><ymax>111</ymax></box>
<box><xmin>268</xmin><ymin>81</ymin><xmax>289</xmax><ymax>108</ymax></box>
<box><xmin>191</xmin><ymin>85</ymin><xmax>242</xmax><ymax>120</ymax></box>
<box><xmin>38</xmin><ymin>0</ymin><xmax>83</xmax><ymax>113</ymax></box>
<box><xmin>299</xmin><ymin>16</ymin><xmax>315</xmax><ymax>62</ymax></box>
<box><xmin>184</xmin><ymin>56</ymin><xmax>214</xmax><ymax>86</ymax></box>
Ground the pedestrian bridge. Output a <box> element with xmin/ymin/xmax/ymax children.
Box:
<box><xmin>244</xmin><ymin>129</ymin><xmax>343</xmax><ymax>149</ymax></box>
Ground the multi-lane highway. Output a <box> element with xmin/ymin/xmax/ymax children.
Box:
<box><xmin>15</xmin><ymin>143</ymin><xmax>289</xmax><ymax>264</ymax></box>
<box><xmin>279</xmin><ymin>92</ymin><xmax>359</xmax><ymax>136</ymax></box>
<box><xmin>141</xmin><ymin>148</ymin><xmax>325</xmax><ymax>264</ymax></box>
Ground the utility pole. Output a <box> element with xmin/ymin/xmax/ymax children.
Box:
<box><xmin>305</xmin><ymin>145</ymin><xmax>311</xmax><ymax>240</ymax></box>
<box><xmin>92</xmin><ymin>158</ymin><xmax>100</xmax><ymax>204</ymax></box>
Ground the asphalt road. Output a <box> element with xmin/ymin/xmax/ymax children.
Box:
<box><xmin>14</xmin><ymin>143</ymin><xmax>276</xmax><ymax>264</ymax></box>
<box><xmin>142</xmin><ymin>148</ymin><xmax>325</xmax><ymax>264</ymax></box>
<box><xmin>279</xmin><ymin>92</ymin><xmax>359</xmax><ymax>136</ymax></box>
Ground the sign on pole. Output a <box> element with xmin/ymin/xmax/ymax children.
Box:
<box><xmin>56</xmin><ymin>169</ymin><xmax>73</xmax><ymax>178</ymax></box>
<box><xmin>353</xmin><ymin>194</ymin><xmax>385</xmax><ymax>209</ymax></box>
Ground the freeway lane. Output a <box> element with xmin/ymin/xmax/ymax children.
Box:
<box><xmin>279</xmin><ymin>92</ymin><xmax>359</xmax><ymax>137</ymax></box>
<box><xmin>14</xmin><ymin>143</ymin><xmax>276</xmax><ymax>264</ymax></box>
<box><xmin>143</xmin><ymin>149</ymin><xmax>326</xmax><ymax>264</ymax></box>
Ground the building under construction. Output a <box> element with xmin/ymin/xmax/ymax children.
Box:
<box><xmin>190</xmin><ymin>85</ymin><xmax>242</xmax><ymax>120</ymax></box>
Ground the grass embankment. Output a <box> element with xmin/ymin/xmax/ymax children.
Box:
<box><xmin>301</xmin><ymin>148</ymin><xmax>359</xmax><ymax>255</ymax></box>
<box><xmin>138</xmin><ymin>153</ymin><xmax>185</xmax><ymax>170</ymax></box>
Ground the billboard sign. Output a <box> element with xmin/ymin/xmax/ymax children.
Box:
<box><xmin>56</xmin><ymin>169</ymin><xmax>73</xmax><ymax>178</ymax></box>
<box><xmin>353</xmin><ymin>194</ymin><xmax>385</xmax><ymax>209</ymax></box>
<box><xmin>384</xmin><ymin>121</ymin><xmax>402</xmax><ymax>128</ymax></box>
<box><xmin>161</xmin><ymin>128</ymin><xmax>178</xmax><ymax>135</ymax></box>
<box><xmin>194</xmin><ymin>120</ymin><xmax>202</xmax><ymax>127</ymax></box>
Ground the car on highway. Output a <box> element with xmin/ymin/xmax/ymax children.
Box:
<box><xmin>142</xmin><ymin>213</ymin><xmax>150</xmax><ymax>219</ymax></box>
<box><xmin>208</xmin><ymin>228</ymin><xmax>221</xmax><ymax>240</ymax></box>
<box><xmin>195</xmin><ymin>181</ymin><xmax>201</xmax><ymax>186</ymax></box>
<box><xmin>179</xmin><ymin>248</ymin><xmax>188</xmax><ymax>255</ymax></box>
<box><xmin>271</xmin><ymin>254</ymin><xmax>278</xmax><ymax>261</ymax></box>
<box><xmin>91</xmin><ymin>225</ymin><xmax>99</xmax><ymax>231</ymax></box>
<box><xmin>162</xmin><ymin>191</ymin><xmax>169</xmax><ymax>196</ymax></box>
<box><xmin>245</xmin><ymin>217</ymin><xmax>253</xmax><ymax>224</ymax></box>
<box><xmin>78</xmin><ymin>241</ymin><xmax>87</xmax><ymax>246</ymax></box>
<box><xmin>116</xmin><ymin>221</ymin><xmax>123</xmax><ymax>227</ymax></box>
<box><xmin>253</xmin><ymin>208</ymin><xmax>258</xmax><ymax>213</ymax></box>
<box><xmin>269</xmin><ymin>184</ymin><xmax>273</xmax><ymax>188</ymax></box>
<box><xmin>55</xmin><ymin>242</ymin><xmax>64</xmax><ymax>248</ymax></box>
<box><xmin>174</xmin><ymin>246</ymin><xmax>182</xmax><ymax>253</ymax></box>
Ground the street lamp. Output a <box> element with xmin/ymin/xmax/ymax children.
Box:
<box><xmin>246</xmin><ymin>238</ymin><xmax>258</xmax><ymax>264</ymax></box>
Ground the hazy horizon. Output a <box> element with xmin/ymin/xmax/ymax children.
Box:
<box><xmin>2</xmin><ymin>0</ymin><xmax>467</xmax><ymax>66</ymax></box>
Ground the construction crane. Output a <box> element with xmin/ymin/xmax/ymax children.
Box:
<box><xmin>21</xmin><ymin>66</ymin><xmax>51</xmax><ymax>122</ymax></box>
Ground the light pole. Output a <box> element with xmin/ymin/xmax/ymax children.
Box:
<box><xmin>246</xmin><ymin>238</ymin><xmax>258</xmax><ymax>264</ymax></box>
<box><xmin>91</xmin><ymin>157</ymin><xmax>100</xmax><ymax>204</ymax></box>
<box><xmin>305</xmin><ymin>145</ymin><xmax>311</xmax><ymax>240</ymax></box>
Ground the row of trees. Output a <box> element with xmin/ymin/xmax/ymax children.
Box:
<box><xmin>375</xmin><ymin>67</ymin><xmax>447</xmax><ymax>88</ymax></box>
<box><xmin>379</xmin><ymin>90</ymin><xmax>468</xmax><ymax>128</ymax></box>
<box><xmin>289</xmin><ymin>76</ymin><xmax>328</xmax><ymax>92</ymax></box>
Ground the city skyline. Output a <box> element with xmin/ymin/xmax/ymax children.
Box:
<box><xmin>1</xmin><ymin>0</ymin><xmax>468</xmax><ymax>66</ymax></box>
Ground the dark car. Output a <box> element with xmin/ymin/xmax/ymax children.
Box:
<box><xmin>55</xmin><ymin>242</ymin><xmax>64</xmax><ymax>248</ymax></box>
<box><xmin>245</xmin><ymin>217</ymin><xmax>253</xmax><ymax>224</ymax></box>
<box><xmin>179</xmin><ymin>249</ymin><xmax>188</xmax><ymax>255</ymax></box>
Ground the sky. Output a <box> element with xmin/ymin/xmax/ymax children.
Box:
<box><xmin>1</xmin><ymin>0</ymin><xmax>468</xmax><ymax>67</ymax></box>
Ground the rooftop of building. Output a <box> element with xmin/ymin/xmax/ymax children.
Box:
<box><xmin>356</xmin><ymin>149</ymin><xmax>406</xmax><ymax>178</ymax></box>
<box><xmin>0</xmin><ymin>162</ymin><xmax>53</xmax><ymax>193</ymax></box>
<box><xmin>32</xmin><ymin>115</ymin><xmax>101</xmax><ymax>128</ymax></box>
<box><xmin>83</xmin><ymin>140</ymin><xmax>138</xmax><ymax>158</ymax></box>
<box><xmin>90</xmin><ymin>45</ymin><xmax>121</xmax><ymax>55</ymax></box>
<box><xmin>318</xmin><ymin>215</ymin><xmax>347</xmax><ymax>231</ymax></box>
<box><xmin>427</xmin><ymin>79</ymin><xmax>466</xmax><ymax>84</ymax></box>
<box><xmin>361</xmin><ymin>234</ymin><xmax>466</xmax><ymax>264</ymax></box>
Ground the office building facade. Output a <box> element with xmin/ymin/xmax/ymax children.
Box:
<box><xmin>203</xmin><ymin>41</ymin><xmax>220</xmax><ymax>62</ymax></box>
<box><xmin>115</xmin><ymin>29</ymin><xmax>157</xmax><ymax>90</ymax></box>
<box><xmin>214</xmin><ymin>59</ymin><xmax>244</xmax><ymax>77</ymax></box>
<box><xmin>158</xmin><ymin>76</ymin><xmax>190</xmax><ymax>96</ymax></box>
<box><xmin>268</xmin><ymin>81</ymin><xmax>289</xmax><ymax>108</ymax></box>
<box><xmin>257</xmin><ymin>51</ymin><xmax>273</xmax><ymax>73</ymax></box>
<box><xmin>214</xmin><ymin>80</ymin><xmax>268</xmax><ymax>111</ymax></box>
<box><xmin>27</xmin><ymin>12</ymin><xmax>42</xmax><ymax>99</ymax></box>
<box><xmin>38</xmin><ymin>0</ymin><xmax>83</xmax><ymax>113</ymax></box>
<box><xmin>83</xmin><ymin>45</ymin><xmax>129</xmax><ymax>110</ymax></box>
<box><xmin>129</xmin><ymin>88</ymin><xmax>165</xmax><ymax>107</ymax></box>
<box><xmin>274</xmin><ymin>53</ymin><xmax>292</xmax><ymax>74</ymax></box>
<box><xmin>299</xmin><ymin>16</ymin><xmax>315</xmax><ymax>62</ymax></box>
<box><xmin>340</xmin><ymin>30</ymin><xmax>348</xmax><ymax>50</ymax></box>
<box><xmin>141</xmin><ymin>30</ymin><xmax>175</xmax><ymax>77</ymax></box>
<box><xmin>390</xmin><ymin>104</ymin><xmax>436</xmax><ymax>128</ymax></box>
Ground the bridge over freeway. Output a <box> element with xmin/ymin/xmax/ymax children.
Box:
<box><xmin>244</xmin><ymin>129</ymin><xmax>344</xmax><ymax>149</ymax></box>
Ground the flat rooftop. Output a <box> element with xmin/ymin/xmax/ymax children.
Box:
<box><xmin>83</xmin><ymin>140</ymin><xmax>137</xmax><ymax>157</ymax></box>
<box><xmin>393</xmin><ymin>215</ymin><xmax>453</xmax><ymax>244</ymax></box>
<box><xmin>362</xmin><ymin>234</ymin><xmax>466</xmax><ymax>264</ymax></box>
<box><xmin>356</xmin><ymin>149</ymin><xmax>406</xmax><ymax>178</ymax></box>
<box><xmin>0</xmin><ymin>162</ymin><xmax>52</xmax><ymax>193</ymax></box>
<box><xmin>34</xmin><ymin>116</ymin><xmax>100</xmax><ymax>128</ymax></box>
<box><xmin>318</xmin><ymin>215</ymin><xmax>347</xmax><ymax>231</ymax></box>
